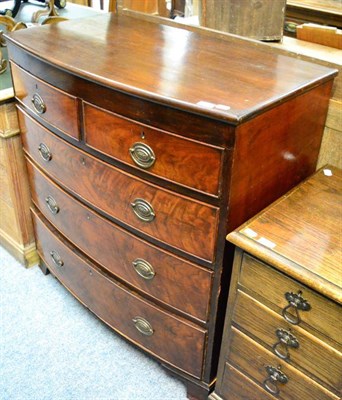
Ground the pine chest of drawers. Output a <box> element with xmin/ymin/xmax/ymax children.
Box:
<box><xmin>211</xmin><ymin>166</ymin><xmax>342</xmax><ymax>400</ymax></box>
<box><xmin>6</xmin><ymin>13</ymin><xmax>337</xmax><ymax>399</ymax></box>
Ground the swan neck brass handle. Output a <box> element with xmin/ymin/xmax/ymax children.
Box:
<box><xmin>31</xmin><ymin>93</ymin><xmax>46</xmax><ymax>114</ymax></box>
<box><xmin>131</xmin><ymin>198</ymin><xmax>155</xmax><ymax>222</ymax></box>
<box><xmin>282</xmin><ymin>290</ymin><xmax>311</xmax><ymax>325</ymax></box>
<box><xmin>45</xmin><ymin>195</ymin><xmax>60</xmax><ymax>215</ymax></box>
<box><xmin>129</xmin><ymin>142</ymin><xmax>156</xmax><ymax>169</ymax></box>
<box><xmin>263</xmin><ymin>365</ymin><xmax>288</xmax><ymax>395</ymax></box>
<box><xmin>272</xmin><ymin>328</ymin><xmax>299</xmax><ymax>360</ymax></box>
<box><xmin>132</xmin><ymin>258</ymin><xmax>155</xmax><ymax>280</ymax></box>
<box><xmin>38</xmin><ymin>143</ymin><xmax>52</xmax><ymax>162</ymax></box>
<box><xmin>132</xmin><ymin>317</ymin><xmax>154</xmax><ymax>336</ymax></box>
<box><xmin>50</xmin><ymin>250</ymin><xmax>64</xmax><ymax>268</ymax></box>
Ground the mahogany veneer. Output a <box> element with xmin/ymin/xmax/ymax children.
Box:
<box><xmin>6</xmin><ymin>13</ymin><xmax>337</xmax><ymax>399</ymax></box>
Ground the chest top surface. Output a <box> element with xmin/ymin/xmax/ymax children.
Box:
<box><xmin>228</xmin><ymin>166</ymin><xmax>342</xmax><ymax>304</ymax></box>
<box><xmin>6</xmin><ymin>13</ymin><xmax>337</xmax><ymax>123</ymax></box>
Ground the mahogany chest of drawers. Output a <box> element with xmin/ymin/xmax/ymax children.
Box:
<box><xmin>6</xmin><ymin>13</ymin><xmax>337</xmax><ymax>399</ymax></box>
<box><xmin>211</xmin><ymin>166</ymin><xmax>342</xmax><ymax>400</ymax></box>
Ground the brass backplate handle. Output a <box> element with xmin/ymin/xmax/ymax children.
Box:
<box><xmin>31</xmin><ymin>93</ymin><xmax>46</xmax><ymax>114</ymax></box>
<box><xmin>132</xmin><ymin>317</ymin><xmax>154</xmax><ymax>336</ymax></box>
<box><xmin>38</xmin><ymin>143</ymin><xmax>52</xmax><ymax>162</ymax></box>
<box><xmin>131</xmin><ymin>198</ymin><xmax>155</xmax><ymax>222</ymax></box>
<box><xmin>129</xmin><ymin>142</ymin><xmax>156</xmax><ymax>169</ymax></box>
<box><xmin>50</xmin><ymin>250</ymin><xmax>64</xmax><ymax>268</ymax></box>
<box><xmin>45</xmin><ymin>195</ymin><xmax>60</xmax><ymax>215</ymax></box>
<box><xmin>282</xmin><ymin>290</ymin><xmax>311</xmax><ymax>325</ymax></box>
<box><xmin>272</xmin><ymin>328</ymin><xmax>299</xmax><ymax>360</ymax></box>
<box><xmin>132</xmin><ymin>258</ymin><xmax>155</xmax><ymax>280</ymax></box>
<box><xmin>263</xmin><ymin>365</ymin><xmax>288</xmax><ymax>395</ymax></box>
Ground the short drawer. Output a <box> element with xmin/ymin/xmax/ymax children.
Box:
<box><xmin>32</xmin><ymin>210</ymin><xmax>207</xmax><ymax>379</ymax></box>
<box><xmin>11</xmin><ymin>62</ymin><xmax>79</xmax><ymax>140</ymax></box>
<box><xmin>20</xmin><ymin>109</ymin><xmax>219</xmax><ymax>262</ymax></box>
<box><xmin>239</xmin><ymin>253</ymin><xmax>341</xmax><ymax>346</ymax></box>
<box><xmin>233</xmin><ymin>290</ymin><xmax>342</xmax><ymax>391</ymax></box>
<box><xmin>83</xmin><ymin>102</ymin><xmax>223</xmax><ymax>196</ymax></box>
<box><xmin>219</xmin><ymin>363</ymin><xmax>274</xmax><ymax>400</ymax></box>
<box><xmin>27</xmin><ymin>159</ymin><xmax>213</xmax><ymax>322</ymax></box>
<box><xmin>228</xmin><ymin>327</ymin><xmax>338</xmax><ymax>400</ymax></box>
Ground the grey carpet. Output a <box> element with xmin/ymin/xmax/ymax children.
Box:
<box><xmin>0</xmin><ymin>246</ymin><xmax>187</xmax><ymax>400</ymax></box>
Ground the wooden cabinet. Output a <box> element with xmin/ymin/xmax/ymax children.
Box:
<box><xmin>211</xmin><ymin>167</ymin><xmax>342</xmax><ymax>400</ymax></box>
<box><xmin>5</xmin><ymin>13</ymin><xmax>337</xmax><ymax>399</ymax></box>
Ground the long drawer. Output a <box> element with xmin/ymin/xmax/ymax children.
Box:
<box><xmin>32</xmin><ymin>209</ymin><xmax>207</xmax><ymax>378</ymax></box>
<box><xmin>233</xmin><ymin>290</ymin><xmax>341</xmax><ymax>391</ymax></box>
<box><xmin>83</xmin><ymin>102</ymin><xmax>224</xmax><ymax>196</ymax></box>
<box><xmin>239</xmin><ymin>253</ymin><xmax>341</xmax><ymax>346</ymax></box>
<box><xmin>11</xmin><ymin>63</ymin><xmax>80</xmax><ymax>140</ymax></box>
<box><xmin>19</xmin><ymin>108</ymin><xmax>219</xmax><ymax>262</ymax></box>
<box><xmin>228</xmin><ymin>327</ymin><xmax>338</xmax><ymax>400</ymax></box>
<box><xmin>27</xmin><ymin>158</ymin><xmax>213</xmax><ymax>322</ymax></box>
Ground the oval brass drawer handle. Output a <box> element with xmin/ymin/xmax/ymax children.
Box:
<box><xmin>282</xmin><ymin>290</ymin><xmax>311</xmax><ymax>325</ymax></box>
<box><xmin>45</xmin><ymin>195</ymin><xmax>60</xmax><ymax>215</ymax></box>
<box><xmin>131</xmin><ymin>198</ymin><xmax>155</xmax><ymax>222</ymax></box>
<box><xmin>132</xmin><ymin>258</ymin><xmax>155</xmax><ymax>280</ymax></box>
<box><xmin>263</xmin><ymin>365</ymin><xmax>288</xmax><ymax>395</ymax></box>
<box><xmin>272</xmin><ymin>328</ymin><xmax>299</xmax><ymax>360</ymax></box>
<box><xmin>31</xmin><ymin>93</ymin><xmax>46</xmax><ymax>114</ymax></box>
<box><xmin>132</xmin><ymin>316</ymin><xmax>154</xmax><ymax>336</ymax></box>
<box><xmin>129</xmin><ymin>142</ymin><xmax>156</xmax><ymax>169</ymax></box>
<box><xmin>50</xmin><ymin>250</ymin><xmax>64</xmax><ymax>268</ymax></box>
<box><xmin>38</xmin><ymin>143</ymin><xmax>52</xmax><ymax>162</ymax></box>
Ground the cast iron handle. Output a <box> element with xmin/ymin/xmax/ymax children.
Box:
<box><xmin>272</xmin><ymin>328</ymin><xmax>299</xmax><ymax>360</ymax></box>
<box><xmin>132</xmin><ymin>317</ymin><xmax>154</xmax><ymax>336</ymax></box>
<box><xmin>45</xmin><ymin>195</ymin><xmax>60</xmax><ymax>215</ymax></box>
<box><xmin>282</xmin><ymin>290</ymin><xmax>311</xmax><ymax>325</ymax></box>
<box><xmin>38</xmin><ymin>143</ymin><xmax>52</xmax><ymax>162</ymax></box>
<box><xmin>132</xmin><ymin>258</ymin><xmax>155</xmax><ymax>280</ymax></box>
<box><xmin>50</xmin><ymin>250</ymin><xmax>64</xmax><ymax>268</ymax></box>
<box><xmin>263</xmin><ymin>365</ymin><xmax>288</xmax><ymax>395</ymax></box>
<box><xmin>31</xmin><ymin>93</ymin><xmax>46</xmax><ymax>114</ymax></box>
<box><xmin>131</xmin><ymin>198</ymin><xmax>155</xmax><ymax>222</ymax></box>
<box><xmin>129</xmin><ymin>142</ymin><xmax>156</xmax><ymax>169</ymax></box>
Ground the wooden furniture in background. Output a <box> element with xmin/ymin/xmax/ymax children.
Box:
<box><xmin>6</xmin><ymin>13</ymin><xmax>336</xmax><ymax>399</ymax></box>
<box><xmin>198</xmin><ymin>0</ymin><xmax>286</xmax><ymax>41</ymax></box>
<box><xmin>296</xmin><ymin>23</ymin><xmax>342</xmax><ymax>49</ymax></box>
<box><xmin>211</xmin><ymin>166</ymin><xmax>342</xmax><ymax>400</ymax></box>
<box><xmin>0</xmin><ymin>101</ymin><xmax>38</xmax><ymax>266</ymax></box>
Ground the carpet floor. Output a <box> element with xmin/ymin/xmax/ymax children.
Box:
<box><xmin>0</xmin><ymin>246</ymin><xmax>187</xmax><ymax>400</ymax></box>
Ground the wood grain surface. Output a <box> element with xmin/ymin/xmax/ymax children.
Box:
<box><xmin>19</xmin><ymin>109</ymin><xmax>219</xmax><ymax>262</ymax></box>
<box><xmin>33</xmin><ymin>209</ymin><xmax>207</xmax><ymax>379</ymax></box>
<box><xmin>27</xmin><ymin>159</ymin><xmax>213</xmax><ymax>322</ymax></box>
<box><xmin>83</xmin><ymin>102</ymin><xmax>224</xmax><ymax>196</ymax></box>
<box><xmin>5</xmin><ymin>13</ymin><xmax>337</xmax><ymax>123</ymax></box>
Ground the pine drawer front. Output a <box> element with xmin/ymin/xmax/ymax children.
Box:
<box><xmin>228</xmin><ymin>327</ymin><xmax>339</xmax><ymax>400</ymax></box>
<box><xmin>239</xmin><ymin>253</ymin><xmax>341</xmax><ymax>345</ymax></box>
<box><xmin>27</xmin><ymin>159</ymin><xmax>213</xmax><ymax>322</ymax></box>
<box><xmin>83</xmin><ymin>102</ymin><xmax>224</xmax><ymax>196</ymax></box>
<box><xmin>11</xmin><ymin>63</ymin><xmax>80</xmax><ymax>140</ymax></box>
<box><xmin>233</xmin><ymin>290</ymin><xmax>342</xmax><ymax>391</ymax></box>
<box><xmin>219</xmin><ymin>363</ymin><xmax>275</xmax><ymax>400</ymax></box>
<box><xmin>20</xmin><ymin>109</ymin><xmax>219</xmax><ymax>262</ymax></box>
<box><xmin>32</xmin><ymin>210</ymin><xmax>207</xmax><ymax>379</ymax></box>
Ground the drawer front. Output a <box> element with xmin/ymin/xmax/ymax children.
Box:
<box><xmin>20</xmin><ymin>109</ymin><xmax>219</xmax><ymax>262</ymax></box>
<box><xmin>27</xmin><ymin>159</ymin><xmax>213</xmax><ymax>321</ymax></box>
<box><xmin>83</xmin><ymin>103</ymin><xmax>223</xmax><ymax>196</ymax></box>
<box><xmin>233</xmin><ymin>290</ymin><xmax>342</xmax><ymax>391</ymax></box>
<box><xmin>32</xmin><ymin>210</ymin><xmax>207</xmax><ymax>378</ymax></box>
<box><xmin>239</xmin><ymin>253</ymin><xmax>341</xmax><ymax>345</ymax></box>
<box><xmin>228</xmin><ymin>327</ymin><xmax>338</xmax><ymax>400</ymax></box>
<box><xmin>11</xmin><ymin>63</ymin><xmax>79</xmax><ymax>140</ymax></box>
<box><xmin>219</xmin><ymin>363</ymin><xmax>275</xmax><ymax>400</ymax></box>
